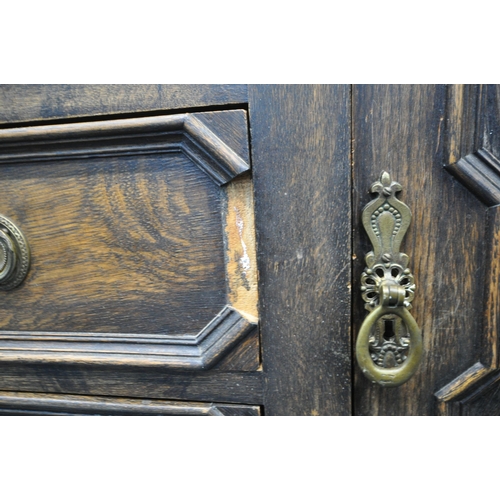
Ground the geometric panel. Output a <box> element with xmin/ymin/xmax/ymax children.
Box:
<box><xmin>0</xmin><ymin>111</ymin><xmax>258</xmax><ymax>370</ymax></box>
<box><xmin>437</xmin><ymin>148</ymin><xmax>500</xmax><ymax>414</ymax></box>
<box><xmin>435</xmin><ymin>363</ymin><xmax>500</xmax><ymax>416</ymax></box>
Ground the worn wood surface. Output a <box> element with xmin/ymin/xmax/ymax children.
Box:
<box><xmin>446</xmin><ymin>148</ymin><xmax>500</xmax><ymax>206</ymax></box>
<box><xmin>0</xmin><ymin>112</ymin><xmax>251</xmax><ymax>185</ymax></box>
<box><xmin>353</xmin><ymin>85</ymin><xmax>489</xmax><ymax>415</ymax></box>
<box><xmin>460</xmin><ymin>371</ymin><xmax>500</xmax><ymax>416</ymax></box>
<box><xmin>435</xmin><ymin>361</ymin><xmax>491</xmax><ymax>415</ymax></box>
<box><xmin>0</xmin><ymin>152</ymin><xmax>226</xmax><ymax>335</ymax></box>
<box><xmin>0</xmin><ymin>391</ymin><xmax>260</xmax><ymax>416</ymax></box>
<box><xmin>482</xmin><ymin>206</ymin><xmax>500</xmax><ymax>370</ymax></box>
<box><xmin>0</xmin><ymin>363</ymin><xmax>263</xmax><ymax>404</ymax></box>
<box><xmin>0</xmin><ymin>85</ymin><xmax>248</xmax><ymax>125</ymax></box>
<box><xmin>0</xmin><ymin>108</ymin><xmax>259</xmax><ymax>372</ymax></box>
<box><xmin>222</xmin><ymin>174</ymin><xmax>259</xmax><ymax>321</ymax></box>
<box><xmin>433</xmin><ymin>85</ymin><xmax>500</xmax><ymax>415</ymax></box>
<box><xmin>10</xmin><ymin>84</ymin><xmax>500</xmax><ymax>415</ymax></box>
<box><xmin>249</xmin><ymin>85</ymin><xmax>352</xmax><ymax>415</ymax></box>
<box><xmin>0</xmin><ymin>85</ymin><xmax>262</xmax><ymax>413</ymax></box>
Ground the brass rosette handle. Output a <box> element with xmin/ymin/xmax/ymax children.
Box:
<box><xmin>356</xmin><ymin>172</ymin><xmax>422</xmax><ymax>387</ymax></box>
<box><xmin>0</xmin><ymin>214</ymin><xmax>30</xmax><ymax>290</ymax></box>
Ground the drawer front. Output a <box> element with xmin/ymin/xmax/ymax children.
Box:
<box><xmin>0</xmin><ymin>110</ymin><xmax>259</xmax><ymax>372</ymax></box>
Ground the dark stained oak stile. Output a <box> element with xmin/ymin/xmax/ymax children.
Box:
<box><xmin>248</xmin><ymin>85</ymin><xmax>352</xmax><ymax>416</ymax></box>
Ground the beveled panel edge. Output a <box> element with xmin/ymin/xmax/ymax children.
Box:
<box><xmin>0</xmin><ymin>112</ymin><xmax>250</xmax><ymax>185</ymax></box>
<box><xmin>0</xmin><ymin>390</ymin><xmax>260</xmax><ymax>416</ymax></box>
<box><xmin>445</xmin><ymin>148</ymin><xmax>500</xmax><ymax>207</ymax></box>
<box><xmin>222</xmin><ymin>175</ymin><xmax>259</xmax><ymax>320</ymax></box>
<box><xmin>0</xmin><ymin>306</ymin><xmax>258</xmax><ymax>370</ymax></box>
<box><xmin>434</xmin><ymin>203</ymin><xmax>500</xmax><ymax>415</ymax></box>
<box><xmin>435</xmin><ymin>361</ymin><xmax>492</xmax><ymax>403</ymax></box>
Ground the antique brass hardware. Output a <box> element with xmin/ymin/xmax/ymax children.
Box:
<box><xmin>0</xmin><ymin>215</ymin><xmax>30</xmax><ymax>290</ymax></box>
<box><xmin>357</xmin><ymin>172</ymin><xmax>422</xmax><ymax>387</ymax></box>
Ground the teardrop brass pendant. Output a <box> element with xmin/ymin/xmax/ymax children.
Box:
<box><xmin>357</xmin><ymin>172</ymin><xmax>422</xmax><ymax>387</ymax></box>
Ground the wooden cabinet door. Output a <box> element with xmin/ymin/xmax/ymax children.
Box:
<box><xmin>352</xmin><ymin>85</ymin><xmax>500</xmax><ymax>415</ymax></box>
<box><xmin>0</xmin><ymin>84</ymin><xmax>498</xmax><ymax>416</ymax></box>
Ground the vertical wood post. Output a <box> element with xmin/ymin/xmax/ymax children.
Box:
<box><xmin>248</xmin><ymin>85</ymin><xmax>352</xmax><ymax>415</ymax></box>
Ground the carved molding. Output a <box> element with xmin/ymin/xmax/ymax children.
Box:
<box><xmin>0</xmin><ymin>390</ymin><xmax>261</xmax><ymax>415</ymax></box>
<box><xmin>0</xmin><ymin>113</ymin><xmax>250</xmax><ymax>186</ymax></box>
<box><xmin>438</xmin><ymin>144</ymin><xmax>500</xmax><ymax>414</ymax></box>
<box><xmin>434</xmin><ymin>362</ymin><xmax>499</xmax><ymax>416</ymax></box>
<box><xmin>0</xmin><ymin>111</ymin><xmax>258</xmax><ymax>370</ymax></box>
<box><xmin>446</xmin><ymin>148</ymin><xmax>500</xmax><ymax>207</ymax></box>
<box><xmin>435</xmin><ymin>196</ymin><xmax>500</xmax><ymax>414</ymax></box>
<box><xmin>0</xmin><ymin>305</ymin><xmax>257</xmax><ymax>369</ymax></box>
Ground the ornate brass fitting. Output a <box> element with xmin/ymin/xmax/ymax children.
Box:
<box><xmin>0</xmin><ymin>215</ymin><xmax>30</xmax><ymax>290</ymax></box>
<box><xmin>356</xmin><ymin>172</ymin><xmax>422</xmax><ymax>387</ymax></box>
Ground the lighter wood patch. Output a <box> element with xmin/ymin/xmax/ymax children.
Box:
<box><xmin>222</xmin><ymin>174</ymin><xmax>259</xmax><ymax>321</ymax></box>
<box><xmin>435</xmin><ymin>361</ymin><xmax>492</xmax><ymax>402</ymax></box>
<box><xmin>446</xmin><ymin>84</ymin><xmax>465</xmax><ymax>164</ymax></box>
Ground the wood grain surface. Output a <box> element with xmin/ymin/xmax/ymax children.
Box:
<box><xmin>0</xmin><ymin>107</ymin><xmax>260</xmax><ymax>373</ymax></box>
<box><xmin>0</xmin><ymin>85</ymin><xmax>248</xmax><ymax>124</ymax></box>
<box><xmin>0</xmin><ymin>85</ymin><xmax>261</xmax><ymax>413</ymax></box>
<box><xmin>459</xmin><ymin>370</ymin><xmax>500</xmax><ymax>416</ymax></box>
<box><xmin>433</xmin><ymin>85</ymin><xmax>500</xmax><ymax>415</ymax></box>
<box><xmin>0</xmin><ymin>363</ymin><xmax>263</xmax><ymax>404</ymax></box>
<box><xmin>352</xmin><ymin>85</ymin><xmax>489</xmax><ymax>415</ymax></box>
<box><xmin>249</xmin><ymin>85</ymin><xmax>352</xmax><ymax>415</ymax></box>
<box><xmin>0</xmin><ymin>152</ymin><xmax>226</xmax><ymax>335</ymax></box>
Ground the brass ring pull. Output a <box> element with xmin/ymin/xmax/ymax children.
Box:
<box><xmin>357</xmin><ymin>172</ymin><xmax>422</xmax><ymax>387</ymax></box>
<box><xmin>0</xmin><ymin>215</ymin><xmax>30</xmax><ymax>290</ymax></box>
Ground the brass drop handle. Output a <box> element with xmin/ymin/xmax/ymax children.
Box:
<box><xmin>0</xmin><ymin>215</ymin><xmax>30</xmax><ymax>290</ymax></box>
<box><xmin>356</xmin><ymin>172</ymin><xmax>422</xmax><ymax>387</ymax></box>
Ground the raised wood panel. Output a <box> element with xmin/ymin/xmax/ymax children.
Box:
<box><xmin>0</xmin><ymin>110</ymin><xmax>259</xmax><ymax>371</ymax></box>
<box><xmin>0</xmin><ymin>85</ymin><xmax>248</xmax><ymax>125</ymax></box>
<box><xmin>0</xmin><ymin>391</ymin><xmax>260</xmax><ymax>416</ymax></box>
<box><xmin>0</xmin><ymin>152</ymin><xmax>226</xmax><ymax>335</ymax></box>
<box><xmin>435</xmin><ymin>85</ymin><xmax>500</xmax><ymax>415</ymax></box>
